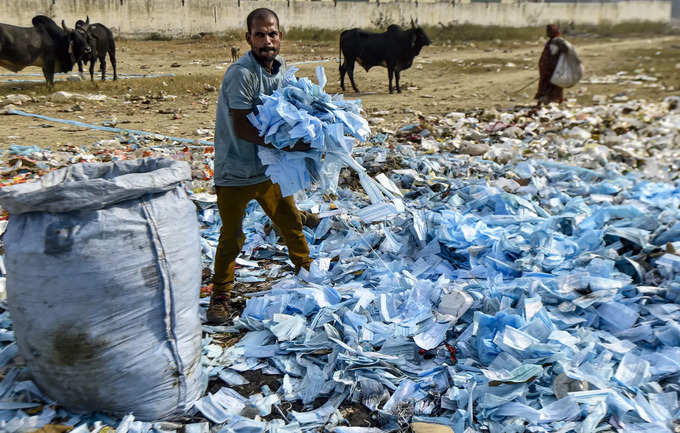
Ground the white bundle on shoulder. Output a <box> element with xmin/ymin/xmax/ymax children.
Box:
<box><xmin>550</xmin><ymin>39</ymin><xmax>584</xmax><ymax>88</ymax></box>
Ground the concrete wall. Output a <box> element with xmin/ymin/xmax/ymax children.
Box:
<box><xmin>0</xmin><ymin>0</ymin><xmax>671</xmax><ymax>37</ymax></box>
<box><xmin>672</xmin><ymin>0</ymin><xmax>680</xmax><ymax>18</ymax></box>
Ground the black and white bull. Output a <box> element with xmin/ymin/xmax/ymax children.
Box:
<box><xmin>339</xmin><ymin>20</ymin><xmax>431</xmax><ymax>94</ymax></box>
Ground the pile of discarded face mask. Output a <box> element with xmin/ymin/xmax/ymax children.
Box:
<box><xmin>1</xmin><ymin>100</ymin><xmax>680</xmax><ymax>432</ymax></box>
<box><xmin>190</xmin><ymin>151</ymin><xmax>680</xmax><ymax>433</ymax></box>
<box><xmin>249</xmin><ymin>66</ymin><xmax>373</xmax><ymax>198</ymax></box>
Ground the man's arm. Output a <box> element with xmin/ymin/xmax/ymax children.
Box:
<box><xmin>231</xmin><ymin>108</ymin><xmax>311</xmax><ymax>151</ymax></box>
<box><xmin>231</xmin><ymin>108</ymin><xmax>268</xmax><ymax>146</ymax></box>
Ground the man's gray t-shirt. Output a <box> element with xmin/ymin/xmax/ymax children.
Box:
<box><xmin>214</xmin><ymin>51</ymin><xmax>285</xmax><ymax>186</ymax></box>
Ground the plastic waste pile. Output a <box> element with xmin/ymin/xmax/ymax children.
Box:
<box><xmin>189</xmin><ymin>156</ymin><xmax>680</xmax><ymax>433</ymax></box>
<box><xmin>193</xmin><ymin>84</ymin><xmax>680</xmax><ymax>432</ymax></box>
<box><xmin>374</xmin><ymin>95</ymin><xmax>680</xmax><ymax>182</ymax></box>
<box><xmin>0</xmin><ymin>82</ymin><xmax>679</xmax><ymax>432</ymax></box>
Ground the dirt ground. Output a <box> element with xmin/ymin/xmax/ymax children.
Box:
<box><xmin>1</xmin><ymin>34</ymin><xmax>680</xmax><ymax>149</ymax></box>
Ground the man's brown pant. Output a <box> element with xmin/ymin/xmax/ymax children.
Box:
<box><xmin>212</xmin><ymin>180</ymin><xmax>312</xmax><ymax>297</ymax></box>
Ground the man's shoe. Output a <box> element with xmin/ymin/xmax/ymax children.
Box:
<box><xmin>206</xmin><ymin>295</ymin><xmax>230</xmax><ymax>324</ymax></box>
<box><xmin>300</xmin><ymin>210</ymin><xmax>321</xmax><ymax>229</ymax></box>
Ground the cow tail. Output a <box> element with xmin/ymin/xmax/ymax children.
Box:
<box><xmin>338</xmin><ymin>33</ymin><xmax>342</xmax><ymax>66</ymax></box>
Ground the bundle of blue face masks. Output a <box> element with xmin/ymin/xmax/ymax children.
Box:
<box><xmin>248</xmin><ymin>66</ymin><xmax>371</xmax><ymax>197</ymax></box>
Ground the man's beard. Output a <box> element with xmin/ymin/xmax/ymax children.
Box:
<box><xmin>253</xmin><ymin>47</ymin><xmax>277</xmax><ymax>61</ymax></box>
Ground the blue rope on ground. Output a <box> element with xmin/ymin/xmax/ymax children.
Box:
<box><xmin>0</xmin><ymin>73</ymin><xmax>176</xmax><ymax>83</ymax></box>
<box><xmin>8</xmin><ymin>109</ymin><xmax>215</xmax><ymax>147</ymax></box>
<box><xmin>289</xmin><ymin>59</ymin><xmax>332</xmax><ymax>66</ymax></box>
<box><xmin>0</xmin><ymin>72</ymin><xmax>177</xmax><ymax>78</ymax></box>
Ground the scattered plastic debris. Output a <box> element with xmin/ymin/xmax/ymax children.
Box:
<box><xmin>0</xmin><ymin>92</ymin><xmax>679</xmax><ymax>432</ymax></box>
<box><xmin>583</xmin><ymin>72</ymin><xmax>661</xmax><ymax>87</ymax></box>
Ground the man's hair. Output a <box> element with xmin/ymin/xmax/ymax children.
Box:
<box><xmin>246</xmin><ymin>8</ymin><xmax>279</xmax><ymax>33</ymax></box>
<box><xmin>546</xmin><ymin>24</ymin><xmax>560</xmax><ymax>38</ymax></box>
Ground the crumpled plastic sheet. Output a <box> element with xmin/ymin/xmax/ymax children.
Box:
<box><xmin>248</xmin><ymin>67</ymin><xmax>372</xmax><ymax>198</ymax></box>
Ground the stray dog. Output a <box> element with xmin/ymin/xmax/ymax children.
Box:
<box><xmin>230</xmin><ymin>46</ymin><xmax>240</xmax><ymax>62</ymax></box>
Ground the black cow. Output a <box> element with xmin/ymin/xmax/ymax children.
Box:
<box><xmin>339</xmin><ymin>20</ymin><xmax>430</xmax><ymax>94</ymax></box>
<box><xmin>75</xmin><ymin>17</ymin><xmax>117</xmax><ymax>81</ymax></box>
<box><xmin>0</xmin><ymin>16</ymin><xmax>91</xmax><ymax>87</ymax></box>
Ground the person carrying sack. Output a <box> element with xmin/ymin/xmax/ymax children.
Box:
<box><xmin>535</xmin><ymin>24</ymin><xmax>583</xmax><ymax>107</ymax></box>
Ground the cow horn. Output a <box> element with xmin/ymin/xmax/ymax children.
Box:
<box><xmin>411</xmin><ymin>18</ymin><xmax>416</xmax><ymax>29</ymax></box>
<box><xmin>85</xmin><ymin>16</ymin><xmax>90</xmax><ymax>25</ymax></box>
<box><xmin>62</xmin><ymin>20</ymin><xmax>71</xmax><ymax>32</ymax></box>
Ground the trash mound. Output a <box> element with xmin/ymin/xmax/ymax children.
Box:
<box><xmin>193</xmin><ymin>158</ymin><xmax>680</xmax><ymax>433</ymax></box>
<box><xmin>374</xmin><ymin>95</ymin><xmax>680</xmax><ymax>183</ymax></box>
<box><xmin>0</xmin><ymin>97</ymin><xmax>679</xmax><ymax>431</ymax></box>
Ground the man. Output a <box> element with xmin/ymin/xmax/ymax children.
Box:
<box><xmin>208</xmin><ymin>8</ymin><xmax>313</xmax><ymax>324</ymax></box>
<box><xmin>535</xmin><ymin>24</ymin><xmax>568</xmax><ymax>107</ymax></box>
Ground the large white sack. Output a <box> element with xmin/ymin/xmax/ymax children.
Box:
<box><xmin>550</xmin><ymin>40</ymin><xmax>584</xmax><ymax>88</ymax></box>
<box><xmin>0</xmin><ymin>158</ymin><xmax>205</xmax><ymax>421</ymax></box>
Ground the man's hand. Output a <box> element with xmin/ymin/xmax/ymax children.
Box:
<box><xmin>231</xmin><ymin>108</ymin><xmax>267</xmax><ymax>146</ymax></box>
<box><xmin>291</xmin><ymin>140</ymin><xmax>311</xmax><ymax>152</ymax></box>
<box><xmin>232</xmin><ymin>108</ymin><xmax>311</xmax><ymax>152</ymax></box>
